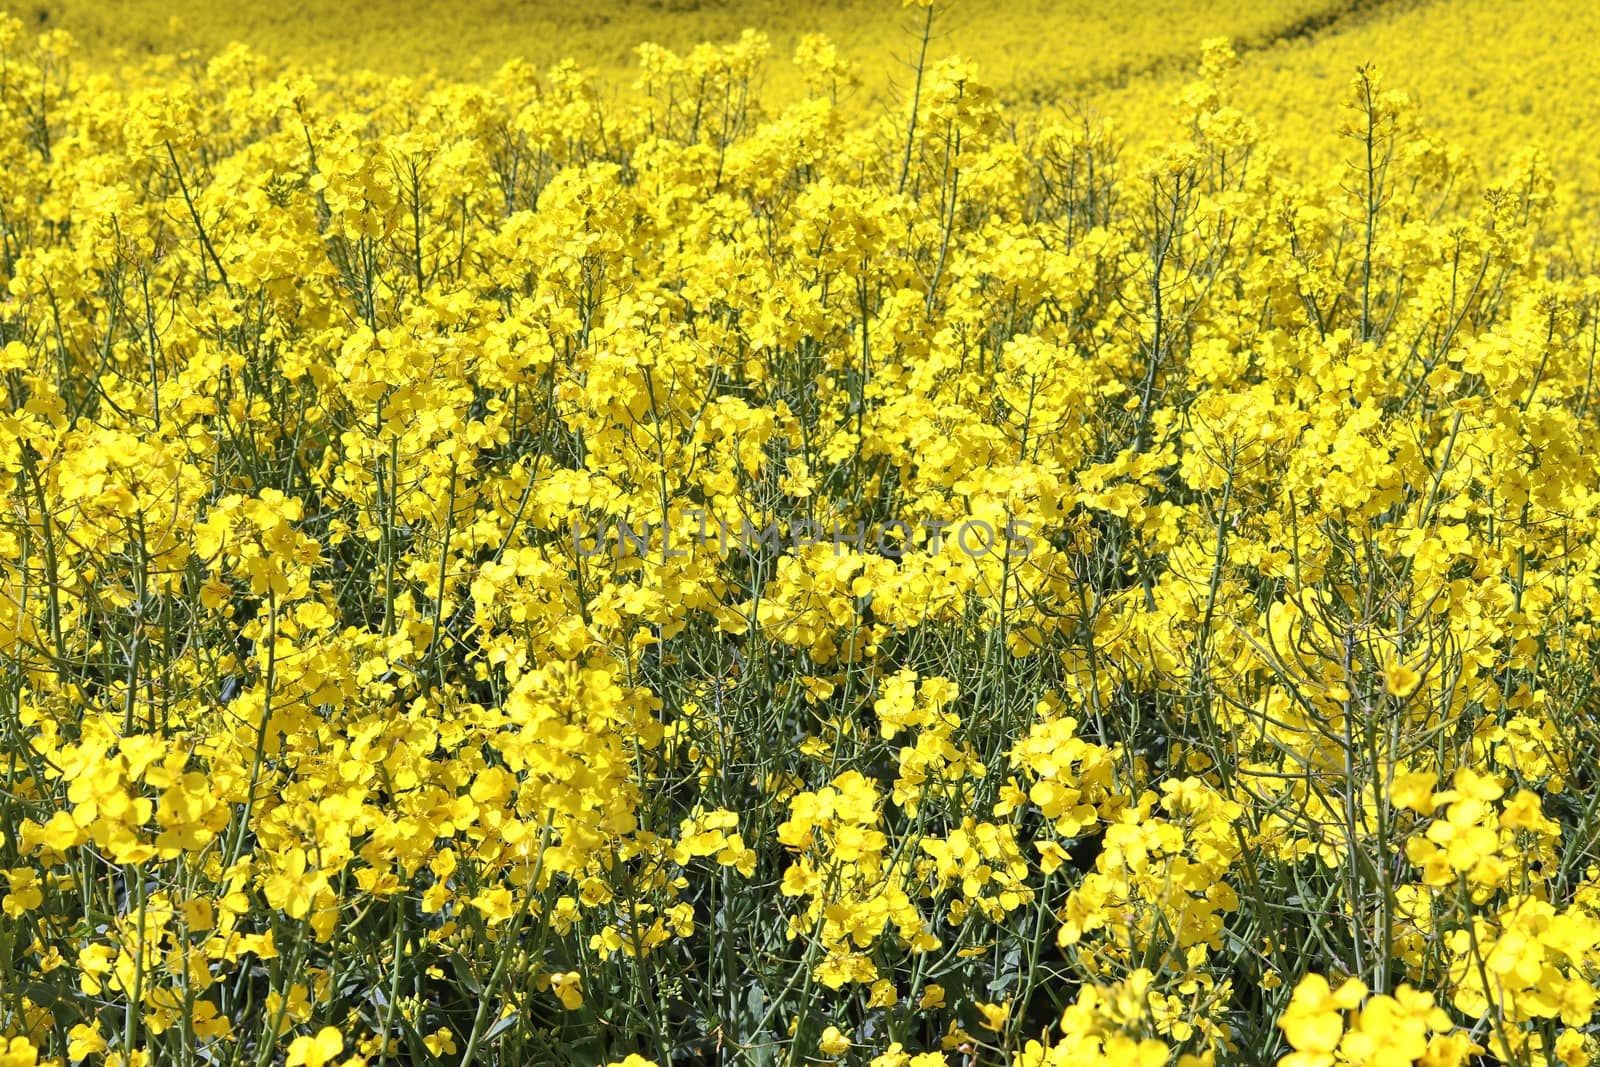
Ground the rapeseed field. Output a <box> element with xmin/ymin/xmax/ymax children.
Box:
<box><xmin>3</xmin><ymin>2</ymin><xmax>1600</xmax><ymax>1066</ymax></box>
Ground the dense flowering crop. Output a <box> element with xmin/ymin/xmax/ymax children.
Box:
<box><xmin>3</xmin><ymin>5</ymin><xmax>1600</xmax><ymax>1067</ymax></box>
<box><xmin>31</xmin><ymin>0</ymin><xmax>1350</xmax><ymax>104</ymax></box>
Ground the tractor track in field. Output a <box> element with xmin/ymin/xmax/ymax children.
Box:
<box><xmin>999</xmin><ymin>0</ymin><xmax>1442</xmax><ymax>108</ymax></box>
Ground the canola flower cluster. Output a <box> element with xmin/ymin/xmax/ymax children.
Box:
<box><xmin>3</xmin><ymin>6</ymin><xmax>1600</xmax><ymax>1067</ymax></box>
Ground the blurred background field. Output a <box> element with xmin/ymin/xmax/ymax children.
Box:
<box><xmin>30</xmin><ymin>0</ymin><xmax>1354</xmax><ymax>96</ymax></box>
<box><xmin>31</xmin><ymin>0</ymin><xmax>1600</xmax><ymax>227</ymax></box>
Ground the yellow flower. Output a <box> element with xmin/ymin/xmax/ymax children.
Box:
<box><xmin>67</xmin><ymin>1023</ymin><xmax>108</xmax><ymax>1061</ymax></box>
<box><xmin>285</xmin><ymin>1027</ymin><xmax>344</xmax><ymax>1067</ymax></box>
<box><xmin>871</xmin><ymin>1043</ymin><xmax>911</xmax><ymax>1067</ymax></box>
<box><xmin>819</xmin><ymin>1026</ymin><xmax>852</xmax><ymax>1057</ymax></box>
<box><xmin>2</xmin><ymin>869</ymin><xmax>43</xmax><ymax>918</ymax></box>
<box><xmin>469</xmin><ymin>886</ymin><xmax>517</xmax><ymax>926</ymax></box>
<box><xmin>423</xmin><ymin>1028</ymin><xmax>458</xmax><ymax>1056</ymax></box>
<box><xmin>0</xmin><ymin>1037</ymin><xmax>42</xmax><ymax>1067</ymax></box>
<box><xmin>1277</xmin><ymin>975</ymin><xmax>1366</xmax><ymax>1067</ymax></box>
<box><xmin>975</xmin><ymin>999</ymin><xmax>1011</xmax><ymax>1032</ymax></box>
<box><xmin>1389</xmin><ymin>772</ymin><xmax>1439</xmax><ymax>815</ymax></box>
<box><xmin>1382</xmin><ymin>660</ymin><xmax>1422</xmax><ymax>698</ymax></box>
<box><xmin>1554</xmin><ymin>1029</ymin><xmax>1591</xmax><ymax>1067</ymax></box>
<box><xmin>550</xmin><ymin>971</ymin><xmax>584</xmax><ymax>1010</ymax></box>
